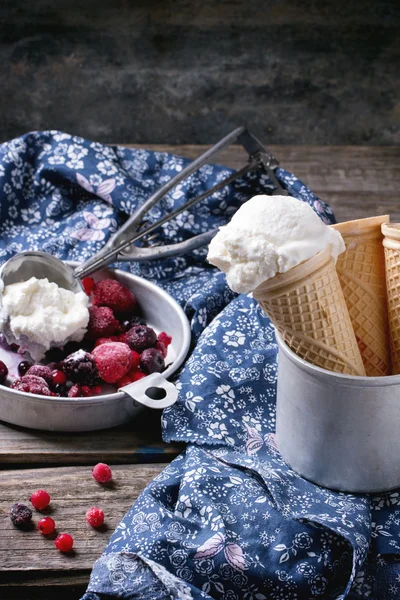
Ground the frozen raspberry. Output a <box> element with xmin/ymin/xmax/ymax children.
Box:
<box><xmin>0</xmin><ymin>360</ymin><xmax>8</xmax><ymax>384</ymax></box>
<box><xmin>30</xmin><ymin>489</ymin><xmax>51</xmax><ymax>510</ymax></box>
<box><xmin>68</xmin><ymin>384</ymin><xmax>82</xmax><ymax>398</ymax></box>
<box><xmin>92</xmin><ymin>462</ymin><xmax>112</xmax><ymax>483</ymax></box>
<box><xmin>93</xmin><ymin>279</ymin><xmax>137</xmax><ymax>314</ymax></box>
<box><xmin>82</xmin><ymin>276</ymin><xmax>95</xmax><ymax>296</ymax></box>
<box><xmin>158</xmin><ymin>332</ymin><xmax>172</xmax><ymax>347</ymax></box>
<box><xmin>18</xmin><ymin>360</ymin><xmax>32</xmax><ymax>376</ymax></box>
<box><xmin>117</xmin><ymin>366</ymin><xmax>146</xmax><ymax>387</ymax></box>
<box><xmin>11</xmin><ymin>375</ymin><xmax>52</xmax><ymax>396</ymax></box>
<box><xmin>54</xmin><ymin>533</ymin><xmax>74</xmax><ymax>552</ymax></box>
<box><xmin>92</xmin><ymin>342</ymin><xmax>132</xmax><ymax>384</ymax></box>
<box><xmin>38</xmin><ymin>517</ymin><xmax>55</xmax><ymax>535</ymax></box>
<box><xmin>10</xmin><ymin>503</ymin><xmax>32</xmax><ymax>528</ymax></box>
<box><xmin>86</xmin><ymin>506</ymin><xmax>105</xmax><ymax>528</ymax></box>
<box><xmin>87</xmin><ymin>306</ymin><xmax>120</xmax><ymax>340</ymax></box>
<box><xmin>126</xmin><ymin>325</ymin><xmax>157</xmax><ymax>352</ymax></box>
<box><xmin>63</xmin><ymin>350</ymin><xmax>99</xmax><ymax>385</ymax></box>
<box><xmin>140</xmin><ymin>348</ymin><xmax>165</xmax><ymax>374</ymax></box>
<box><xmin>26</xmin><ymin>365</ymin><xmax>53</xmax><ymax>386</ymax></box>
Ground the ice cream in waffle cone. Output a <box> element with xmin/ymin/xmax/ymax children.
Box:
<box><xmin>252</xmin><ymin>245</ymin><xmax>366</xmax><ymax>376</ymax></box>
<box><xmin>381</xmin><ymin>223</ymin><xmax>400</xmax><ymax>374</ymax></box>
<box><xmin>331</xmin><ymin>216</ymin><xmax>390</xmax><ymax>376</ymax></box>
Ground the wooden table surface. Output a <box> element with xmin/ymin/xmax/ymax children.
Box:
<box><xmin>1</xmin><ymin>144</ymin><xmax>399</xmax><ymax>599</ymax></box>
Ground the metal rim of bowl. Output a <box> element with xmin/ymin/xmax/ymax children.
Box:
<box><xmin>276</xmin><ymin>331</ymin><xmax>400</xmax><ymax>387</ymax></box>
<box><xmin>1</xmin><ymin>267</ymin><xmax>192</xmax><ymax>404</ymax></box>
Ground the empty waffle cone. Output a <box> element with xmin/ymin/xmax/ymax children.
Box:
<box><xmin>253</xmin><ymin>246</ymin><xmax>366</xmax><ymax>376</ymax></box>
<box><xmin>331</xmin><ymin>216</ymin><xmax>390</xmax><ymax>376</ymax></box>
<box><xmin>382</xmin><ymin>223</ymin><xmax>400</xmax><ymax>374</ymax></box>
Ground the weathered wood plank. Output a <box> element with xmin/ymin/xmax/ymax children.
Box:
<box><xmin>0</xmin><ymin>464</ymin><xmax>165</xmax><ymax>574</ymax></box>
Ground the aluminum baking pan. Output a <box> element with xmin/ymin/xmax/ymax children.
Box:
<box><xmin>0</xmin><ymin>266</ymin><xmax>191</xmax><ymax>432</ymax></box>
<box><xmin>276</xmin><ymin>332</ymin><xmax>400</xmax><ymax>493</ymax></box>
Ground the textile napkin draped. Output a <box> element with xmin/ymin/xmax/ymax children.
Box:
<box><xmin>0</xmin><ymin>132</ymin><xmax>398</xmax><ymax>600</ymax></box>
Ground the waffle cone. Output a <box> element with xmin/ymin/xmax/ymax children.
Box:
<box><xmin>382</xmin><ymin>223</ymin><xmax>400</xmax><ymax>374</ymax></box>
<box><xmin>331</xmin><ymin>216</ymin><xmax>390</xmax><ymax>376</ymax></box>
<box><xmin>253</xmin><ymin>246</ymin><xmax>366</xmax><ymax>376</ymax></box>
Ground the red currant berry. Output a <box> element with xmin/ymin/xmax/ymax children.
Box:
<box><xmin>52</xmin><ymin>369</ymin><xmax>66</xmax><ymax>386</ymax></box>
<box><xmin>30</xmin><ymin>489</ymin><xmax>51</xmax><ymax>510</ymax></box>
<box><xmin>54</xmin><ymin>533</ymin><xmax>74</xmax><ymax>552</ymax></box>
<box><xmin>85</xmin><ymin>506</ymin><xmax>105</xmax><ymax>528</ymax></box>
<box><xmin>82</xmin><ymin>277</ymin><xmax>95</xmax><ymax>296</ymax></box>
<box><xmin>38</xmin><ymin>517</ymin><xmax>55</xmax><ymax>535</ymax></box>
<box><xmin>92</xmin><ymin>463</ymin><xmax>112</xmax><ymax>483</ymax></box>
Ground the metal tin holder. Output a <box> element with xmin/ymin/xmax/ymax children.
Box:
<box><xmin>276</xmin><ymin>332</ymin><xmax>400</xmax><ymax>493</ymax></box>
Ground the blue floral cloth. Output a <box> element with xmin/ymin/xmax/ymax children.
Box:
<box><xmin>0</xmin><ymin>131</ymin><xmax>398</xmax><ymax>600</ymax></box>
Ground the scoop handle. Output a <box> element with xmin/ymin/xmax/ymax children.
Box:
<box><xmin>119</xmin><ymin>373</ymin><xmax>178</xmax><ymax>409</ymax></box>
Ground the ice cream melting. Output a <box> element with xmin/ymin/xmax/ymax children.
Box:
<box><xmin>207</xmin><ymin>195</ymin><xmax>345</xmax><ymax>293</ymax></box>
<box><xmin>0</xmin><ymin>277</ymin><xmax>89</xmax><ymax>361</ymax></box>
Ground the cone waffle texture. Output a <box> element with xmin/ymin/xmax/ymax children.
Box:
<box><xmin>382</xmin><ymin>223</ymin><xmax>400</xmax><ymax>375</ymax></box>
<box><xmin>331</xmin><ymin>216</ymin><xmax>390</xmax><ymax>377</ymax></box>
<box><xmin>253</xmin><ymin>246</ymin><xmax>366</xmax><ymax>376</ymax></box>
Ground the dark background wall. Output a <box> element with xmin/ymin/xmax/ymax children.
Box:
<box><xmin>0</xmin><ymin>0</ymin><xmax>399</xmax><ymax>145</ymax></box>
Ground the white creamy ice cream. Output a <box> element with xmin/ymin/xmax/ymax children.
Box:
<box><xmin>0</xmin><ymin>277</ymin><xmax>89</xmax><ymax>361</ymax></box>
<box><xmin>207</xmin><ymin>195</ymin><xmax>345</xmax><ymax>293</ymax></box>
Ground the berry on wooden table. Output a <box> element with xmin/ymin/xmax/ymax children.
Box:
<box><xmin>54</xmin><ymin>533</ymin><xmax>74</xmax><ymax>552</ymax></box>
<box><xmin>86</xmin><ymin>506</ymin><xmax>105</xmax><ymax>528</ymax></box>
<box><xmin>38</xmin><ymin>517</ymin><xmax>55</xmax><ymax>535</ymax></box>
<box><xmin>92</xmin><ymin>462</ymin><xmax>112</xmax><ymax>483</ymax></box>
<box><xmin>0</xmin><ymin>360</ymin><xmax>8</xmax><ymax>384</ymax></box>
<box><xmin>30</xmin><ymin>489</ymin><xmax>51</xmax><ymax>510</ymax></box>
<box><xmin>10</xmin><ymin>503</ymin><xmax>32</xmax><ymax>527</ymax></box>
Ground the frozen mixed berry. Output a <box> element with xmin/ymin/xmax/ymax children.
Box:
<box><xmin>68</xmin><ymin>384</ymin><xmax>102</xmax><ymax>398</ymax></box>
<box><xmin>18</xmin><ymin>360</ymin><xmax>32</xmax><ymax>376</ymax></box>
<box><xmin>0</xmin><ymin>360</ymin><xmax>8</xmax><ymax>384</ymax></box>
<box><xmin>131</xmin><ymin>350</ymin><xmax>141</xmax><ymax>370</ymax></box>
<box><xmin>54</xmin><ymin>383</ymin><xmax>68</xmax><ymax>397</ymax></box>
<box><xmin>52</xmin><ymin>369</ymin><xmax>66</xmax><ymax>386</ymax></box>
<box><xmin>68</xmin><ymin>384</ymin><xmax>82</xmax><ymax>398</ymax></box>
<box><xmin>30</xmin><ymin>489</ymin><xmax>51</xmax><ymax>510</ymax></box>
<box><xmin>87</xmin><ymin>306</ymin><xmax>120</xmax><ymax>340</ymax></box>
<box><xmin>140</xmin><ymin>348</ymin><xmax>165</xmax><ymax>374</ymax></box>
<box><xmin>26</xmin><ymin>365</ymin><xmax>53</xmax><ymax>386</ymax></box>
<box><xmin>156</xmin><ymin>341</ymin><xmax>167</xmax><ymax>358</ymax></box>
<box><xmin>117</xmin><ymin>368</ymin><xmax>146</xmax><ymax>387</ymax></box>
<box><xmin>121</xmin><ymin>315</ymin><xmax>147</xmax><ymax>331</ymax></box>
<box><xmin>54</xmin><ymin>533</ymin><xmax>74</xmax><ymax>552</ymax></box>
<box><xmin>92</xmin><ymin>342</ymin><xmax>132</xmax><ymax>384</ymax></box>
<box><xmin>94</xmin><ymin>336</ymin><xmax>119</xmax><ymax>347</ymax></box>
<box><xmin>63</xmin><ymin>350</ymin><xmax>100</xmax><ymax>386</ymax></box>
<box><xmin>82</xmin><ymin>276</ymin><xmax>95</xmax><ymax>296</ymax></box>
<box><xmin>92</xmin><ymin>462</ymin><xmax>112</xmax><ymax>483</ymax></box>
<box><xmin>38</xmin><ymin>516</ymin><xmax>55</xmax><ymax>535</ymax></box>
<box><xmin>126</xmin><ymin>325</ymin><xmax>157</xmax><ymax>352</ymax></box>
<box><xmin>93</xmin><ymin>279</ymin><xmax>137</xmax><ymax>314</ymax></box>
<box><xmin>158</xmin><ymin>332</ymin><xmax>172</xmax><ymax>348</ymax></box>
<box><xmin>11</xmin><ymin>375</ymin><xmax>52</xmax><ymax>396</ymax></box>
<box><xmin>10</xmin><ymin>503</ymin><xmax>32</xmax><ymax>528</ymax></box>
<box><xmin>86</xmin><ymin>506</ymin><xmax>105</xmax><ymax>528</ymax></box>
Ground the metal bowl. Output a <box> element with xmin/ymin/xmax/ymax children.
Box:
<box><xmin>276</xmin><ymin>332</ymin><xmax>400</xmax><ymax>493</ymax></box>
<box><xmin>0</xmin><ymin>266</ymin><xmax>191</xmax><ymax>432</ymax></box>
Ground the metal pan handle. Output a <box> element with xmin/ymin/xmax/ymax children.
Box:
<box><xmin>119</xmin><ymin>373</ymin><xmax>178</xmax><ymax>410</ymax></box>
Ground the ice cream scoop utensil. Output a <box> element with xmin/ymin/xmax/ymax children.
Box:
<box><xmin>0</xmin><ymin>128</ymin><xmax>286</xmax><ymax>289</ymax></box>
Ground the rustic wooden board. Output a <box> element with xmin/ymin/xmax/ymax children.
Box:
<box><xmin>0</xmin><ymin>464</ymin><xmax>165</xmax><ymax>577</ymax></box>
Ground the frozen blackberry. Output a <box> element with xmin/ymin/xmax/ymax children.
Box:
<box><xmin>140</xmin><ymin>348</ymin><xmax>165</xmax><ymax>374</ymax></box>
<box><xmin>62</xmin><ymin>350</ymin><xmax>100</xmax><ymax>385</ymax></box>
<box><xmin>126</xmin><ymin>325</ymin><xmax>157</xmax><ymax>352</ymax></box>
<box><xmin>10</xmin><ymin>503</ymin><xmax>32</xmax><ymax>528</ymax></box>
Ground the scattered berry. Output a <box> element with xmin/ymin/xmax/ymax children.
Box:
<box><xmin>52</xmin><ymin>369</ymin><xmax>66</xmax><ymax>386</ymax></box>
<box><xmin>11</xmin><ymin>375</ymin><xmax>51</xmax><ymax>396</ymax></box>
<box><xmin>93</xmin><ymin>279</ymin><xmax>137</xmax><ymax>314</ymax></box>
<box><xmin>126</xmin><ymin>325</ymin><xmax>157</xmax><ymax>352</ymax></box>
<box><xmin>63</xmin><ymin>350</ymin><xmax>99</xmax><ymax>386</ymax></box>
<box><xmin>17</xmin><ymin>360</ymin><xmax>32</xmax><ymax>376</ymax></box>
<box><xmin>38</xmin><ymin>517</ymin><xmax>55</xmax><ymax>535</ymax></box>
<box><xmin>87</xmin><ymin>306</ymin><xmax>120</xmax><ymax>340</ymax></box>
<box><xmin>92</xmin><ymin>462</ymin><xmax>112</xmax><ymax>483</ymax></box>
<box><xmin>10</xmin><ymin>503</ymin><xmax>32</xmax><ymax>527</ymax></box>
<box><xmin>86</xmin><ymin>506</ymin><xmax>105</xmax><ymax>528</ymax></box>
<box><xmin>92</xmin><ymin>342</ymin><xmax>132</xmax><ymax>383</ymax></box>
<box><xmin>26</xmin><ymin>365</ymin><xmax>53</xmax><ymax>386</ymax></box>
<box><xmin>140</xmin><ymin>348</ymin><xmax>165</xmax><ymax>374</ymax></box>
<box><xmin>54</xmin><ymin>533</ymin><xmax>74</xmax><ymax>552</ymax></box>
<box><xmin>82</xmin><ymin>277</ymin><xmax>95</xmax><ymax>296</ymax></box>
<box><xmin>0</xmin><ymin>360</ymin><xmax>8</xmax><ymax>384</ymax></box>
<box><xmin>158</xmin><ymin>332</ymin><xmax>172</xmax><ymax>348</ymax></box>
<box><xmin>30</xmin><ymin>489</ymin><xmax>51</xmax><ymax>510</ymax></box>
